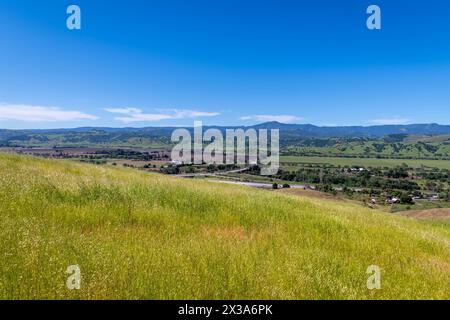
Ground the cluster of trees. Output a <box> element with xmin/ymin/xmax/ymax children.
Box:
<box><xmin>79</xmin><ymin>158</ymin><xmax>107</xmax><ymax>165</ymax></box>
<box><xmin>160</xmin><ymin>163</ymin><xmax>239</xmax><ymax>175</ymax></box>
<box><xmin>206</xmin><ymin>164</ymin><xmax>239</xmax><ymax>172</ymax></box>
<box><xmin>384</xmin><ymin>165</ymin><xmax>409</xmax><ymax>179</ymax></box>
<box><xmin>94</xmin><ymin>149</ymin><xmax>159</xmax><ymax>161</ymax></box>
<box><xmin>273</xmin><ymin>167</ymin><xmax>420</xmax><ymax>191</ymax></box>
<box><xmin>417</xmin><ymin>168</ymin><xmax>450</xmax><ymax>183</ymax></box>
<box><xmin>160</xmin><ymin>165</ymin><xmax>180</xmax><ymax>174</ymax></box>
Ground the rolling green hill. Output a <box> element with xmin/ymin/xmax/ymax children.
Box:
<box><xmin>283</xmin><ymin>139</ymin><xmax>450</xmax><ymax>159</ymax></box>
<box><xmin>0</xmin><ymin>153</ymin><xmax>449</xmax><ymax>299</ymax></box>
<box><xmin>2</xmin><ymin>125</ymin><xmax>450</xmax><ymax>161</ymax></box>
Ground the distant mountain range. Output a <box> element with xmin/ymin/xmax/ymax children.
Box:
<box><xmin>251</xmin><ymin>122</ymin><xmax>450</xmax><ymax>138</ymax></box>
<box><xmin>2</xmin><ymin>122</ymin><xmax>450</xmax><ymax>148</ymax></box>
<box><xmin>3</xmin><ymin>122</ymin><xmax>450</xmax><ymax>138</ymax></box>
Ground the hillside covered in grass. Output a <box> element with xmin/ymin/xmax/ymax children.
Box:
<box><xmin>0</xmin><ymin>153</ymin><xmax>449</xmax><ymax>299</ymax></box>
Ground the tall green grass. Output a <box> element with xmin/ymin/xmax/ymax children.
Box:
<box><xmin>0</xmin><ymin>153</ymin><xmax>449</xmax><ymax>299</ymax></box>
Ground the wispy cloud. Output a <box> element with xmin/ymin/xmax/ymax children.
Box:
<box><xmin>369</xmin><ymin>118</ymin><xmax>410</xmax><ymax>125</ymax></box>
<box><xmin>0</xmin><ymin>104</ymin><xmax>98</xmax><ymax>122</ymax></box>
<box><xmin>103</xmin><ymin>107</ymin><xmax>142</xmax><ymax>115</ymax></box>
<box><xmin>104</xmin><ymin>107</ymin><xmax>220</xmax><ymax>123</ymax></box>
<box><xmin>240</xmin><ymin>115</ymin><xmax>302</xmax><ymax>123</ymax></box>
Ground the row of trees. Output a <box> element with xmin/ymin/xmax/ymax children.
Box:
<box><xmin>274</xmin><ymin>168</ymin><xmax>420</xmax><ymax>191</ymax></box>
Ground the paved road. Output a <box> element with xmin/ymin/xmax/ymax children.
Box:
<box><xmin>209</xmin><ymin>180</ymin><xmax>306</xmax><ymax>189</ymax></box>
<box><xmin>175</xmin><ymin>167</ymin><xmax>250</xmax><ymax>178</ymax></box>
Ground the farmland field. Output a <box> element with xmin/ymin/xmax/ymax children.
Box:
<box><xmin>0</xmin><ymin>153</ymin><xmax>449</xmax><ymax>299</ymax></box>
<box><xmin>281</xmin><ymin>156</ymin><xmax>450</xmax><ymax>170</ymax></box>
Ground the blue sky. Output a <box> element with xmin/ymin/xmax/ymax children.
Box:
<box><xmin>0</xmin><ymin>0</ymin><xmax>449</xmax><ymax>129</ymax></box>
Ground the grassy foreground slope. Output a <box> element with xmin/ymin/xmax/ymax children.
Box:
<box><xmin>0</xmin><ymin>154</ymin><xmax>449</xmax><ymax>300</ymax></box>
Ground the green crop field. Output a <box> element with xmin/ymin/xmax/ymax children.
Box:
<box><xmin>281</xmin><ymin>155</ymin><xmax>450</xmax><ymax>170</ymax></box>
<box><xmin>0</xmin><ymin>153</ymin><xmax>449</xmax><ymax>299</ymax></box>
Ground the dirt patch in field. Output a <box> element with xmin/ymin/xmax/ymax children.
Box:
<box><xmin>205</xmin><ymin>226</ymin><xmax>246</xmax><ymax>241</ymax></box>
<box><xmin>202</xmin><ymin>225</ymin><xmax>266</xmax><ymax>242</ymax></box>
<box><xmin>399</xmin><ymin>208</ymin><xmax>450</xmax><ymax>220</ymax></box>
<box><xmin>277</xmin><ymin>188</ymin><xmax>344</xmax><ymax>202</ymax></box>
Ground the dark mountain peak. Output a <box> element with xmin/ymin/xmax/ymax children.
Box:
<box><xmin>251</xmin><ymin>121</ymin><xmax>309</xmax><ymax>130</ymax></box>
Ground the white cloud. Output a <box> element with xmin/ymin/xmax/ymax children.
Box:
<box><xmin>103</xmin><ymin>107</ymin><xmax>142</xmax><ymax>114</ymax></box>
<box><xmin>369</xmin><ymin>118</ymin><xmax>410</xmax><ymax>125</ymax></box>
<box><xmin>0</xmin><ymin>104</ymin><xmax>98</xmax><ymax>122</ymax></box>
<box><xmin>104</xmin><ymin>107</ymin><xmax>220</xmax><ymax>123</ymax></box>
<box><xmin>240</xmin><ymin>115</ymin><xmax>302</xmax><ymax>123</ymax></box>
<box><xmin>158</xmin><ymin>109</ymin><xmax>221</xmax><ymax>118</ymax></box>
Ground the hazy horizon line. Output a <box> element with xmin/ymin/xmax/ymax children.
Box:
<box><xmin>1</xmin><ymin>121</ymin><xmax>450</xmax><ymax>131</ymax></box>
